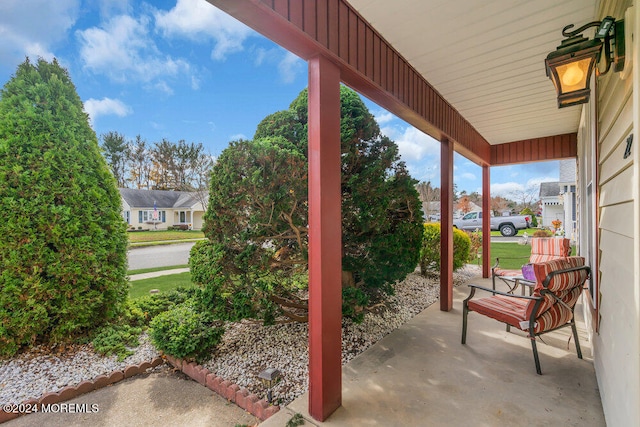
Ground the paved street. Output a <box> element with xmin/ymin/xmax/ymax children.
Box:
<box><xmin>127</xmin><ymin>242</ymin><xmax>195</xmax><ymax>270</ymax></box>
<box><xmin>125</xmin><ymin>236</ymin><xmax>522</xmax><ymax>271</ymax></box>
<box><xmin>491</xmin><ymin>235</ymin><xmax>526</xmax><ymax>243</ymax></box>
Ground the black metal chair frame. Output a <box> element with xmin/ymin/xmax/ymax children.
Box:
<box><xmin>462</xmin><ymin>265</ymin><xmax>591</xmax><ymax>375</ymax></box>
<box><xmin>491</xmin><ymin>256</ymin><xmax>530</xmax><ymax>290</ymax></box>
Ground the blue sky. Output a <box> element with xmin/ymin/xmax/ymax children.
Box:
<box><xmin>0</xmin><ymin>0</ymin><xmax>560</xmax><ymax>198</ymax></box>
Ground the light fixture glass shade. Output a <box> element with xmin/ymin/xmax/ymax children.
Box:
<box><xmin>545</xmin><ymin>36</ymin><xmax>602</xmax><ymax>108</ymax></box>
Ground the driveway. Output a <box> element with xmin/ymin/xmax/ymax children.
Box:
<box><xmin>127</xmin><ymin>242</ymin><xmax>196</xmax><ymax>270</ymax></box>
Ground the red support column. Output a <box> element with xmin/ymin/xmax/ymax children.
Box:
<box><xmin>440</xmin><ymin>137</ymin><xmax>454</xmax><ymax>311</ymax></box>
<box><xmin>482</xmin><ymin>165</ymin><xmax>491</xmax><ymax>278</ymax></box>
<box><xmin>307</xmin><ymin>55</ymin><xmax>342</xmax><ymax>421</ymax></box>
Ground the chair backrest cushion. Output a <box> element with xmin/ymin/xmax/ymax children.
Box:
<box><xmin>524</xmin><ymin>257</ymin><xmax>588</xmax><ymax>325</ymax></box>
<box><xmin>532</xmin><ymin>256</ymin><xmax>586</xmax><ymax>292</ymax></box>
<box><xmin>528</xmin><ymin>238</ymin><xmax>571</xmax><ymax>263</ymax></box>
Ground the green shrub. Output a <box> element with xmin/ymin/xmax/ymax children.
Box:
<box><xmin>92</xmin><ymin>324</ymin><xmax>142</xmax><ymax>361</ymax></box>
<box><xmin>130</xmin><ymin>288</ymin><xmax>197</xmax><ymax>323</ymax></box>
<box><xmin>189</xmin><ymin>241</ymin><xmax>224</xmax><ymax>288</ymax></box>
<box><xmin>466</xmin><ymin>229</ymin><xmax>483</xmax><ymax>263</ymax></box>
<box><xmin>420</xmin><ymin>223</ymin><xmax>471</xmax><ymax>275</ymax></box>
<box><xmin>149</xmin><ymin>301</ymin><xmax>224</xmax><ymax>362</ymax></box>
<box><xmin>342</xmin><ymin>287</ymin><xmax>370</xmax><ymax>323</ymax></box>
<box><xmin>0</xmin><ymin>58</ymin><xmax>128</xmax><ymax>357</ymax></box>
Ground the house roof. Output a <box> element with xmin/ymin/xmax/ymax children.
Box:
<box><xmin>539</xmin><ymin>182</ymin><xmax>560</xmax><ymax>198</ymax></box>
<box><xmin>119</xmin><ymin>188</ymin><xmax>201</xmax><ymax>209</ymax></box>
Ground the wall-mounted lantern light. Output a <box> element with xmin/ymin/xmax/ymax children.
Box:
<box><xmin>545</xmin><ymin>16</ymin><xmax>625</xmax><ymax>108</ymax></box>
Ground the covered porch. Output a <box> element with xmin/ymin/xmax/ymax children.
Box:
<box><xmin>262</xmin><ymin>277</ymin><xmax>604</xmax><ymax>426</ymax></box>
<box><xmin>207</xmin><ymin>0</ymin><xmax>638</xmax><ymax>425</ymax></box>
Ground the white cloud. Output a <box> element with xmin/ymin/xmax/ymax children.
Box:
<box><xmin>154</xmin><ymin>0</ymin><xmax>253</xmax><ymax>61</ymax></box>
<box><xmin>491</xmin><ymin>182</ymin><xmax>524</xmax><ymax>197</ymax></box>
<box><xmin>382</xmin><ymin>125</ymin><xmax>440</xmax><ymax>162</ymax></box>
<box><xmin>150</xmin><ymin>121</ymin><xmax>164</xmax><ymax>130</ymax></box>
<box><xmin>374</xmin><ymin>110</ymin><xmax>394</xmax><ymax>125</ymax></box>
<box><xmin>253</xmin><ymin>47</ymin><xmax>269</xmax><ymax>66</ymax></box>
<box><xmin>458</xmin><ymin>172</ymin><xmax>476</xmax><ymax>181</ymax></box>
<box><xmin>525</xmin><ymin>176</ymin><xmax>557</xmax><ymax>187</ymax></box>
<box><xmin>153</xmin><ymin>80</ymin><xmax>174</xmax><ymax>95</ymax></box>
<box><xmin>230</xmin><ymin>133</ymin><xmax>248</xmax><ymax>141</ymax></box>
<box><xmin>0</xmin><ymin>0</ymin><xmax>79</xmax><ymax>67</ymax></box>
<box><xmin>77</xmin><ymin>14</ymin><xmax>191</xmax><ymax>88</ymax></box>
<box><xmin>84</xmin><ymin>97</ymin><xmax>132</xmax><ymax>124</ymax></box>
<box><xmin>97</xmin><ymin>0</ymin><xmax>131</xmax><ymax>18</ymax></box>
<box><xmin>490</xmin><ymin>176</ymin><xmax>555</xmax><ymax>199</ymax></box>
<box><xmin>190</xmin><ymin>75</ymin><xmax>201</xmax><ymax>90</ymax></box>
<box><xmin>278</xmin><ymin>51</ymin><xmax>304</xmax><ymax>84</ymax></box>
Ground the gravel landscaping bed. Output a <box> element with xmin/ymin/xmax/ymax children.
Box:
<box><xmin>0</xmin><ymin>265</ymin><xmax>480</xmax><ymax>407</ymax></box>
<box><xmin>0</xmin><ymin>334</ymin><xmax>160</xmax><ymax>406</ymax></box>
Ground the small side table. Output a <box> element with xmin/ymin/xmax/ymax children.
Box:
<box><xmin>513</xmin><ymin>275</ymin><xmax>536</xmax><ymax>295</ymax></box>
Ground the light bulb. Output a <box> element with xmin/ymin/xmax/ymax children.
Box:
<box><xmin>561</xmin><ymin>63</ymin><xmax>584</xmax><ymax>87</ymax></box>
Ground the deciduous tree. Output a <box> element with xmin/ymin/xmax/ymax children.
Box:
<box><xmin>100</xmin><ymin>131</ymin><xmax>129</xmax><ymax>188</ymax></box>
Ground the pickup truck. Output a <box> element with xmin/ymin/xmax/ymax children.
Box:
<box><xmin>453</xmin><ymin>211</ymin><xmax>529</xmax><ymax>237</ymax></box>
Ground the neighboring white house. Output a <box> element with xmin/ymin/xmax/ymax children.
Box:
<box><xmin>119</xmin><ymin>188</ymin><xmax>206</xmax><ymax>230</ymax></box>
<box><xmin>539</xmin><ymin>182</ymin><xmax>564</xmax><ymax>227</ymax></box>
<box><xmin>539</xmin><ymin>159</ymin><xmax>577</xmax><ymax>238</ymax></box>
<box><xmin>558</xmin><ymin>159</ymin><xmax>578</xmax><ymax>239</ymax></box>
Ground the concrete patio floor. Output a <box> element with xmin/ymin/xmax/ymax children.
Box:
<box><xmin>262</xmin><ymin>277</ymin><xmax>605</xmax><ymax>427</ymax></box>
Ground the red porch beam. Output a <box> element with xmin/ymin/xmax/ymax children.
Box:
<box><xmin>440</xmin><ymin>137</ymin><xmax>454</xmax><ymax>311</ymax></box>
<box><xmin>307</xmin><ymin>55</ymin><xmax>342</xmax><ymax>421</ymax></box>
<box><xmin>482</xmin><ymin>166</ymin><xmax>491</xmax><ymax>278</ymax></box>
<box><xmin>490</xmin><ymin>133</ymin><xmax>577</xmax><ymax>165</ymax></box>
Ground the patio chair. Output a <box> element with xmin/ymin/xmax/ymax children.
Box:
<box><xmin>492</xmin><ymin>237</ymin><xmax>571</xmax><ymax>290</ymax></box>
<box><xmin>462</xmin><ymin>257</ymin><xmax>590</xmax><ymax>374</ymax></box>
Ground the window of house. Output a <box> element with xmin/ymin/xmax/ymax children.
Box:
<box><xmin>138</xmin><ymin>210</ymin><xmax>166</xmax><ymax>223</ymax></box>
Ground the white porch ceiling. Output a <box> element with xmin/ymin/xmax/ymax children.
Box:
<box><xmin>347</xmin><ymin>0</ymin><xmax>598</xmax><ymax>145</ymax></box>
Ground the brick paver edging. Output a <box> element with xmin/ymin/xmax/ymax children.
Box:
<box><xmin>0</xmin><ymin>357</ymin><xmax>164</xmax><ymax>424</ymax></box>
<box><xmin>163</xmin><ymin>354</ymin><xmax>280</xmax><ymax>421</ymax></box>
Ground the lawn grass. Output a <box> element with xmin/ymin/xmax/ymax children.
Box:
<box><xmin>485</xmin><ymin>242</ymin><xmax>576</xmax><ymax>269</ymax></box>
<box><xmin>128</xmin><ymin>272</ymin><xmax>194</xmax><ymax>299</ymax></box>
<box><xmin>487</xmin><ymin>242</ymin><xmax>531</xmax><ymax>269</ymax></box>
<box><xmin>127</xmin><ymin>230</ymin><xmax>204</xmax><ymax>243</ymax></box>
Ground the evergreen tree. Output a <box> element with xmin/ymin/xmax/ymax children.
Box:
<box><xmin>0</xmin><ymin>58</ymin><xmax>129</xmax><ymax>356</ymax></box>
<box><xmin>195</xmin><ymin>86</ymin><xmax>423</xmax><ymax>323</ymax></box>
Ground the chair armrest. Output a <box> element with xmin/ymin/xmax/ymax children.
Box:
<box><xmin>466</xmin><ymin>283</ymin><xmax>541</xmax><ymax>301</ymax></box>
<box><xmin>492</xmin><ymin>256</ymin><xmax>530</xmax><ymax>272</ymax></box>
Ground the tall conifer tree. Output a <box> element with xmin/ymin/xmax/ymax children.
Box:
<box><xmin>0</xmin><ymin>58</ymin><xmax>128</xmax><ymax>356</ymax></box>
